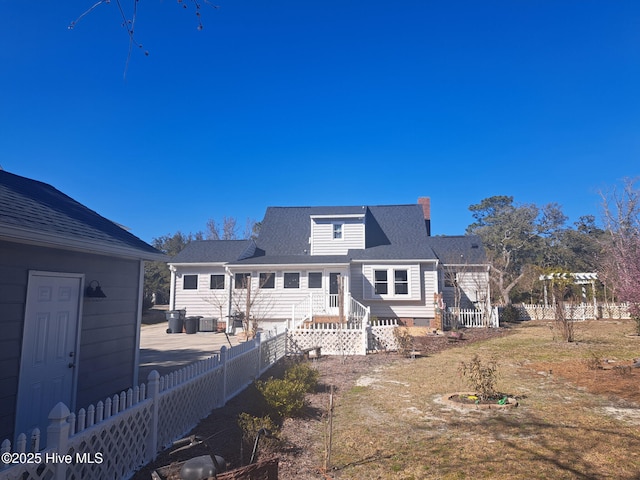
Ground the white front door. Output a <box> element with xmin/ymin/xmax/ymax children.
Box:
<box><xmin>15</xmin><ymin>272</ymin><xmax>82</xmax><ymax>440</ymax></box>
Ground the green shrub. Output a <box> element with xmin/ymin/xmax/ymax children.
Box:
<box><xmin>500</xmin><ymin>305</ymin><xmax>520</xmax><ymax>323</ymax></box>
<box><xmin>256</xmin><ymin>377</ymin><xmax>307</xmax><ymax>418</ymax></box>
<box><xmin>284</xmin><ymin>362</ymin><xmax>319</xmax><ymax>393</ymax></box>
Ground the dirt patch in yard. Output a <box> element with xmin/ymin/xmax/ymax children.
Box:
<box><xmin>527</xmin><ymin>359</ymin><xmax>640</xmax><ymax>404</ymax></box>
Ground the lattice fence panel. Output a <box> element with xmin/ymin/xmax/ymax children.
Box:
<box><xmin>0</xmin><ymin>455</ymin><xmax>57</xmax><ymax>480</ymax></box>
<box><xmin>260</xmin><ymin>334</ymin><xmax>286</xmax><ymax>375</ymax></box>
<box><xmin>368</xmin><ymin>325</ymin><xmax>398</xmax><ymax>352</ymax></box>
<box><xmin>289</xmin><ymin>330</ymin><xmax>365</xmax><ymax>355</ymax></box>
<box><xmin>156</xmin><ymin>366</ymin><xmax>225</xmax><ymax>450</ymax></box>
<box><xmin>63</xmin><ymin>399</ymin><xmax>153</xmax><ymax>480</ymax></box>
<box><xmin>225</xmin><ymin>348</ymin><xmax>260</xmax><ymax>399</ymax></box>
<box><xmin>600</xmin><ymin>303</ymin><xmax>631</xmax><ymax>319</ymax></box>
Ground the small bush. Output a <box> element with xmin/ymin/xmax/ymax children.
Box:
<box><xmin>500</xmin><ymin>305</ymin><xmax>520</xmax><ymax>323</ymax></box>
<box><xmin>614</xmin><ymin>365</ymin><xmax>632</xmax><ymax>376</ymax></box>
<box><xmin>237</xmin><ymin>413</ymin><xmax>280</xmax><ymax>455</ymax></box>
<box><xmin>583</xmin><ymin>352</ymin><xmax>602</xmax><ymax>370</ymax></box>
<box><xmin>458</xmin><ymin>354</ymin><xmax>499</xmax><ymax>401</ymax></box>
<box><xmin>393</xmin><ymin>327</ymin><xmax>414</xmax><ymax>357</ymax></box>
<box><xmin>256</xmin><ymin>377</ymin><xmax>307</xmax><ymax>418</ymax></box>
<box><xmin>284</xmin><ymin>362</ymin><xmax>319</xmax><ymax>393</ymax></box>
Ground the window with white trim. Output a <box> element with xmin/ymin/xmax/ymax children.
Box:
<box><xmin>210</xmin><ymin>274</ymin><xmax>225</xmax><ymax>289</ymax></box>
<box><xmin>394</xmin><ymin>269</ymin><xmax>409</xmax><ymax>295</ymax></box>
<box><xmin>374</xmin><ymin>270</ymin><xmax>388</xmax><ymax>295</ymax></box>
<box><xmin>367</xmin><ymin>265</ymin><xmax>417</xmax><ymax>299</ymax></box>
<box><xmin>308</xmin><ymin>272</ymin><xmax>322</xmax><ymax>288</ymax></box>
<box><xmin>333</xmin><ymin>223</ymin><xmax>343</xmax><ymax>239</ymax></box>
<box><xmin>284</xmin><ymin>272</ymin><xmax>300</xmax><ymax>288</ymax></box>
<box><xmin>183</xmin><ymin>275</ymin><xmax>198</xmax><ymax>290</ymax></box>
<box><xmin>234</xmin><ymin>273</ymin><xmax>251</xmax><ymax>289</ymax></box>
<box><xmin>259</xmin><ymin>272</ymin><xmax>275</xmax><ymax>289</ymax></box>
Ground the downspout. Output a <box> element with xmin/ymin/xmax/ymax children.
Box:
<box><xmin>225</xmin><ymin>265</ymin><xmax>233</xmax><ymax>333</ymax></box>
<box><xmin>169</xmin><ymin>265</ymin><xmax>177</xmax><ymax>311</ymax></box>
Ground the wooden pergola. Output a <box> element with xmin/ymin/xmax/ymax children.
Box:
<box><xmin>539</xmin><ymin>272</ymin><xmax>598</xmax><ymax>310</ymax></box>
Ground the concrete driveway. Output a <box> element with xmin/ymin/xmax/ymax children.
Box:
<box><xmin>138</xmin><ymin>322</ymin><xmax>243</xmax><ymax>381</ymax></box>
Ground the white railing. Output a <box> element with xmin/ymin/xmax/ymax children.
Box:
<box><xmin>444</xmin><ymin>307</ymin><xmax>497</xmax><ymax>328</ymax></box>
<box><xmin>290</xmin><ymin>293</ymin><xmax>370</xmax><ymax>330</ymax></box>
<box><xmin>288</xmin><ymin>295</ymin><xmax>372</xmax><ymax>355</ymax></box>
<box><xmin>1</xmin><ymin>331</ymin><xmax>287</xmax><ymax>480</ymax></box>
<box><xmin>348</xmin><ymin>295</ymin><xmax>370</xmax><ymax>325</ymax></box>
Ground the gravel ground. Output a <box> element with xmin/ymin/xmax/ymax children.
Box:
<box><xmin>132</xmin><ymin>327</ymin><xmax>511</xmax><ymax>480</ymax></box>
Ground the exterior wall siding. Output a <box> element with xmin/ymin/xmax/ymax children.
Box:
<box><xmin>172</xmin><ymin>266</ymin><xmax>229</xmax><ymax>318</ymax></box>
<box><xmin>172</xmin><ymin>266</ymin><xmax>350</xmax><ymax>322</ymax></box>
<box><xmin>441</xmin><ymin>267</ymin><xmax>489</xmax><ymax>309</ymax></box>
<box><xmin>310</xmin><ymin>218</ymin><xmax>364</xmax><ymax>255</ymax></box>
<box><xmin>0</xmin><ymin>240</ymin><xmax>142</xmax><ymax>443</ymax></box>
<box><xmin>350</xmin><ymin>263</ymin><xmax>437</xmax><ymax>320</ymax></box>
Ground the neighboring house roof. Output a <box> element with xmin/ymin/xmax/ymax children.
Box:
<box><xmin>171</xmin><ymin>240</ymin><xmax>254</xmax><ymax>263</ymax></box>
<box><xmin>0</xmin><ymin>170</ymin><xmax>165</xmax><ymax>261</ymax></box>
<box><xmin>426</xmin><ymin>235</ymin><xmax>487</xmax><ymax>265</ymax></box>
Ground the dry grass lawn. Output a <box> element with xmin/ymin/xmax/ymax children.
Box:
<box><xmin>325</xmin><ymin>319</ymin><xmax>640</xmax><ymax>479</ymax></box>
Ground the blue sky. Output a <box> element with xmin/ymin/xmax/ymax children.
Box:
<box><xmin>1</xmin><ymin>1</ymin><xmax>639</xmax><ymax>243</ymax></box>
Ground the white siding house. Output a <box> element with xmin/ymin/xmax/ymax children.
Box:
<box><xmin>169</xmin><ymin>200</ymin><xmax>490</xmax><ymax>333</ymax></box>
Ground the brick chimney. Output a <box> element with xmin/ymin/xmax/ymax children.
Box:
<box><xmin>418</xmin><ymin>197</ymin><xmax>431</xmax><ymax>236</ymax></box>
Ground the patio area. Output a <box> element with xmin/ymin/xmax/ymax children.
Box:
<box><xmin>138</xmin><ymin>321</ymin><xmax>243</xmax><ymax>380</ymax></box>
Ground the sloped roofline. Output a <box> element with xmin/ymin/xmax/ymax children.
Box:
<box><xmin>0</xmin><ymin>170</ymin><xmax>166</xmax><ymax>261</ymax></box>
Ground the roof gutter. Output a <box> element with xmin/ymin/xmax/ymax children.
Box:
<box><xmin>0</xmin><ymin>227</ymin><xmax>167</xmax><ymax>262</ymax></box>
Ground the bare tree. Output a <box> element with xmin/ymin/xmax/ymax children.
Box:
<box><xmin>207</xmin><ymin>216</ymin><xmax>257</xmax><ymax>240</ymax></box>
<box><xmin>599</xmin><ymin>178</ymin><xmax>640</xmax><ymax>334</ymax></box>
<box><xmin>230</xmin><ymin>272</ymin><xmax>275</xmax><ymax>338</ymax></box>
<box><xmin>70</xmin><ymin>0</ymin><xmax>219</xmax><ymax>76</ymax></box>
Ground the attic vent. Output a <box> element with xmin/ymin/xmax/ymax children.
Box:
<box><xmin>471</xmin><ymin>244</ymin><xmax>479</xmax><ymax>249</ymax></box>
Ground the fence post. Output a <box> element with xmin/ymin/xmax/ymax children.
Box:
<box><xmin>255</xmin><ymin>332</ymin><xmax>262</xmax><ymax>378</ymax></box>
<box><xmin>46</xmin><ymin>402</ymin><xmax>70</xmax><ymax>480</ymax></box>
<box><xmin>147</xmin><ymin>370</ymin><xmax>160</xmax><ymax>463</ymax></box>
<box><xmin>220</xmin><ymin>346</ymin><xmax>228</xmax><ymax>404</ymax></box>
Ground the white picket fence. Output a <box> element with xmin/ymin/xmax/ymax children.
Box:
<box><xmin>508</xmin><ymin>303</ymin><xmax>631</xmax><ymax>321</ymax></box>
<box><xmin>443</xmin><ymin>308</ymin><xmax>497</xmax><ymax>329</ymax></box>
<box><xmin>0</xmin><ymin>331</ymin><xmax>287</xmax><ymax>480</ymax></box>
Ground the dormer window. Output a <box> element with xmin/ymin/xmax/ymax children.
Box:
<box><xmin>333</xmin><ymin>223</ymin><xmax>343</xmax><ymax>240</ymax></box>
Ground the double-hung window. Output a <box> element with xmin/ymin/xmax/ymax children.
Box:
<box><xmin>394</xmin><ymin>270</ymin><xmax>409</xmax><ymax>295</ymax></box>
<box><xmin>374</xmin><ymin>270</ymin><xmax>388</xmax><ymax>295</ymax></box>
<box><xmin>333</xmin><ymin>223</ymin><xmax>343</xmax><ymax>240</ymax></box>
<box><xmin>372</xmin><ymin>268</ymin><xmax>410</xmax><ymax>297</ymax></box>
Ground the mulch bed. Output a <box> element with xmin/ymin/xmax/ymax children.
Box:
<box><xmin>132</xmin><ymin>327</ymin><xmax>511</xmax><ymax>480</ymax></box>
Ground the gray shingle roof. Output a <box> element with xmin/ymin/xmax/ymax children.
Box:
<box><xmin>171</xmin><ymin>240</ymin><xmax>254</xmax><ymax>263</ymax></box>
<box><xmin>254</xmin><ymin>204</ymin><xmax>437</xmax><ymax>262</ymax></box>
<box><xmin>166</xmin><ymin>204</ymin><xmax>487</xmax><ymax>267</ymax></box>
<box><xmin>425</xmin><ymin>235</ymin><xmax>487</xmax><ymax>264</ymax></box>
<box><xmin>350</xmin><ymin>205</ymin><xmax>437</xmax><ymax>260</ymax></box>
<box><xmin>0</xmin><ymin>170</ymin><xmax>164</xmax><ymax>260</ymax></box>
